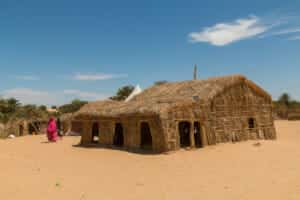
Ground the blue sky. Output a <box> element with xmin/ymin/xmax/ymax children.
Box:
<box><xmin>0</xmin><ymin>0</ymin><xmax>300</xmax><ymax>106</ymax></box>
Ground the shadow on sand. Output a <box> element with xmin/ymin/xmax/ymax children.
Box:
<box><xmin>72</xmin><ymin>143</ymin><xmax>167</xmax><ymax>155</ymax></box>
<box><xmin>40</xmin><ymin>141</ymin><xmax>59</xmax><ymax>144</ymax></box>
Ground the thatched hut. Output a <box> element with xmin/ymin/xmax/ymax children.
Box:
<box><xmin>0</xmin><ymin>123</ymin><xmax>6</xmax><ymax>138</ymax></box>
<box><xmin>60</xmin><ymin>113</ymin><xmax>80</xmax><ymax>135</ymax></box>
<box><xmin>4</xmin><ymin>118</ymin><xmax>48</xmax><ymax>137</ymax></box>
<box><xmin>73</xmin><ymin>75</ymin><xmax>276</xmax><ymax>152</ymax></box>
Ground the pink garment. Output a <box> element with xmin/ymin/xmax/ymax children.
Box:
<box><xmin>47</xmin><ymin>118</ymin><xmax>58</xmax><ymax>142</ymax></box>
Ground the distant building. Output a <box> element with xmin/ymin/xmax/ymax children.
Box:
<box><xmin>72</xmin><ymin>74</ymin><xmax>276</xmax><ymax>152</ymax></box>
<box><xmin>4</xmin><ymin>119</ymin><xmax>48</xmax><ymax>138</ymax></box>
<box><xmin>47</xmin><ymin>108</ymin><xmax>58</xmax><ymax>113</ymax></box>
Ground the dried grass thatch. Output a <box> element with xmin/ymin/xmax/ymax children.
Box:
<box><xmin>60</xmin><ymin>113</ymin><xmax>74</xmax><ymax>121</ymax></box>
<box><xmin>75</xmin><ymin>74</ymin><xmax>272</xmax><ymax>118</ymax></box>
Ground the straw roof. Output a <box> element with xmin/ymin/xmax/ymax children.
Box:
<box><xmin>60</xmin><ymin>113</ymin><xmax>75</xmax><ymax>121</ymax></box>
<box><xmin>75</xmin><ymin>74</ymin><xmax>272</xmax><ymax>118</ymax></box>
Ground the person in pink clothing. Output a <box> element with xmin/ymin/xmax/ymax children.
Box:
<box><xmin>47</xmin><ymin>117</ymin><xmax>59</xmax><ymax>142</ymax></box>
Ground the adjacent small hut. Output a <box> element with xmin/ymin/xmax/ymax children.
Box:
<box><xmin>73</xmin><ymin>75</ymin><xmax>276</xmax><ymax>152</ymax></box>
<box><xmin>4</xmin><ymin>118</ymin><xmax>48</xmax><ymax>137</ymax></box>
<box><xmin>60</xmin><ymin>113</ymin><xmax>81</xmax><ymax>135</ymax></box>
<box><xmin>0</xmin><ymin>123</ymin><xmax>6</xmax><ymax>138</ymax></box>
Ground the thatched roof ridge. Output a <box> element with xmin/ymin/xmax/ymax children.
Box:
<box><xmin>74</xmin><ymin>74</ymin><xmax>272</xmax><ymax>118</ymax></box>
<box><xmin>74</xmin><ymin>100</ymin><xmax>125</xmax><ymax>118</ymax></box>
<box><xmin>244</xmin><ymin>79</ymin><xmax>272</xmax><ymax>101</ymax></box>
<box><xmin>131</xmin><ymin>74</ymin><xmax>271</xmax><ymax>102</ymax></box>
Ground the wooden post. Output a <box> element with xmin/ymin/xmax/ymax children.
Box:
<box><xmin>190</xmin><ymin>121</ymin><xmax>195</xmax><ymax>148</ymax></box>
<box><xmin>81</xmin><ymin>121</ymin><xmax>91</xmax><ymax>145</ymax></box>
<box><xmin>200</xmin><ymin>125</ymin><xmax>208</xmax><ymax>146</ymax></box>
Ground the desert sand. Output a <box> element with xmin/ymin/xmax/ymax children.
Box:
<box><xmin>1</xmin><ymin>120</ymin><xmax>300</xmax><ymax>200</ymax></box>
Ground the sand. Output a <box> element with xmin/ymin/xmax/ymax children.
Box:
<box><xmin>1</xmin><ymin>120</ymin><xmax>300</xmax><ymax>200</ymax></box>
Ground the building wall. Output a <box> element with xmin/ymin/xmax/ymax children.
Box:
<box><xmin>78</xmin><ymin>115</ymin><xmax>166</xmax><ymax>152</ymax></box>
<box><xmin>4</xmin><ymin>121</ymin><xmax>30</xmax><ymax>137</ymax></box>
<box><xmin>210</xmin><ymin>83</ymin><xmax>276</xmax><ymax>143</ymax></box>
<box><xmin>162</xmin><ymin>103</ymin><xmax>213</xmax><ymax>151</ymax></box>
<box><xmin>4</xmin><ymin>121</ymin><xmax>47</xmax><ymax>137</ymax></box>
<box><xmin>161</xmin><ymin>83</ymin><xmax>276</xmax><ymax>151</ymax></box>
<box><xmin>71</xmin><ymin>121</ymin><xmax>84</xmax><ymax>135</ymax></box>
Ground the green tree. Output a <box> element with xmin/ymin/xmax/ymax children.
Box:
<box><xmin>110</xmin><ymin>85</ymin><xmax>134</xmax><ymax>101</ymax></box>
<box><xmin>6</xmin><ymin>98</ymin><xmax>20</xmax><ymax>113</ymax></box>
<box><xmin>58</xmin><ymin>99</ymin><xmax>88</xmax><ymax>114</ymax></box>
<box><xmin>154</xmin><ymin>80</ymin><xmax>168</xmax><ymax>85</ymax></box>
<box><xmin>51</xmin><ymin>105</ymin><xmax>57</xmax><ymax>109</ymax></box>
<box><xmin>278</xmin><ymin>93</ymin><xmax>291</xmax><ymax>107</ymax></box>
<box><xmin>39</xmin><ymin>105</ymin><xmax>47</xmax><ymax>111</ymax></box>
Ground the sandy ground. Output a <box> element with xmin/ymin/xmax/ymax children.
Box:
<box><xmin>1</xmin><ymin>120</ymin><xmax>300</xmax><ymax>200</ymax></box>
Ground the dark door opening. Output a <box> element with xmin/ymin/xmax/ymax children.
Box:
<box><xmin>179</xmin><ymin>121</ymin><xmax>191</xmax><ymax>147</ymax></box>
<box><xmin>28</xmin><ymin>123</ymin><xmax>35</xmax><ymax>135</ymax></box>
<box><xmin>194</xmin><ymin>122</ymin><xmax>203</xmax><ymax>148</ymax></box>
<box><xmin>140</xmin><ymin>122</ymin><xmax>152</xmax><ymax>150</ymax></box>
<box><xmin>113</xmin><ymin>123</ymin><xmax>124</xmax><ymax>147</ymax></box>
<box><xmin>248</xmin><ymin>118</ymin><xmax>255</xmax><ymax>129</ymax></box>
<box><xmin>91</xmin><ymin>122</ymin><xmax>99</xmax><ymax>143</ymax></box>
<box><xmin>19</xmin><ymin>125</ymin><xmax>24</xmax><ymax>136</ymax></box>
<box><xmin>28</xmin><ymin>122</ymin><xmax>41</xmax><ymax>135</ymax></box>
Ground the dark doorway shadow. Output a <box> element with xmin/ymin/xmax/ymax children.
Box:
<box><xmin>113</xmin><ymin>123</ymin><xmax>124</xmax><ymax>147</ymax></box>
<box><xmin>178</xmin><ymin>121</ymin><xmax>191</xmax><ymax>148</ymax></box>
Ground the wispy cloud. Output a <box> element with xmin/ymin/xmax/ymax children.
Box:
<box><xmin>15</xmin><ymin>75</ymin><xmax>40</xmax><ymax>81</ymax></box>
<box><xmin>1</xmin><ymin>88</ymin><xmax>110</xmax><ymax>106</ymax></box>
<box><xmin>259</xmin><ymin>27</ymin><xmax>300</xmax><ymax>38</ymax></box>
<box><xmin>73</xmin><ymin>73</ymin><xmax>128</xmax><ymax>81</ymax></box>
<box><xmin>2</xmin><ymin>88</ymin><xmax>55</xmax><ymax>105</ymax></box>
<box><xmin>188</xmin><ymin>16</ymin><xmax>269</xmax><ymax>46</ymax></box>
<box><xmin>63</xmin><ymin>89</ymin><xmax>109</xmax><ymax>99</ymax></box>
<box><xmin>271</xmin><ymin>28</ymin><xmax>300</xmax><ymax>35</ymax></box>
<box><xmin>288</xmin><ymin>35</ymin><xmax>300</xmax><ymax>40</ymax></box>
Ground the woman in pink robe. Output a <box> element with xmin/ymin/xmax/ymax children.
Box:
<box><xmin>47</xmin><ymin>117</ymin><xmax>59</xmax><ymax>142</ymax></box>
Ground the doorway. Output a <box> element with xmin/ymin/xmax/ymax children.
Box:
<box><xmin>178</xmin><ymin>121</ymin><xmax>191</xmax><ymax>147</ymax></box>
<box><xmin>91</xmin><ymin>122</ymin><xmax>99</xmax><ymax>143</ymax></box>
<box><xmin>140</xmin><ymin>122</ymin><xmax>152</xmax><ymax>150</ymax></box>
<box><xmin>113</xmin><ymin>123</ymin><xmax>124</xmax><ymax>147</ymax></box>
<box><xmin>19</xmin><ymin>124</ymin><xmax>24</xmax><ymax>136</ymax></box>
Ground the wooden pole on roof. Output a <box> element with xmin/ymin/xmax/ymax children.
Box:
<box><xmin>193</xmin><ymin>64</ymin><xmax>197</xmax><ymax>80</ymax></box>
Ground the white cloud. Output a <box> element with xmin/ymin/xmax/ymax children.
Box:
<box><xmin>73</xmin><ymin>73</ymin><xmax>128</xmax><ymax>81</ymax></box>
<box><xmin>15</xmin><ymin>75</ymin><xmax>40</xmax><ymax>81</ymax></box>
<box><xmin>288</xmin><ymin>35</ymin><xmax>300</xmax><ymax>40</ymax></box>
<box><xmin>63</xmin><ymin>89</ymin><xmax>109</xmax><ymax>99</ymax></box>
<box><xmin>189</xmin><ymin>16</ymin><xmax>268</xmax><ymax>46</ymax></box>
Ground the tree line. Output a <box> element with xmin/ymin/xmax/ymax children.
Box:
<box><xmin>0</xmin><ymin>85</ymin><xmax>137</xmax><ymax>124</ymax></box>
<box><xmin>0</xmin><ymin>98</ymin><xmax>50</xmax><ymax>124</ymax></box>
<box><xmin>273</xmin><ymin>93</ymin><xmax>300</xmax><ymax>119</ymax></box>
<box><xmin>0</xmin><ymin>86</ymin><xmax>298</xmax><ymax>124</ymax></box>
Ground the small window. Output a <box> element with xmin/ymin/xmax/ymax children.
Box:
<box><xmin>248</xmin><ymin>118</ymin><xmax>255</xmax><ymax>129</ymax></box>
<box><xmin>192</xmin><ymin>96</ymin><xmax>200</xmax><ymax>101</ymax></box>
